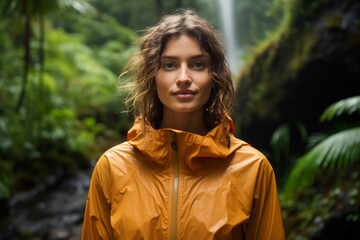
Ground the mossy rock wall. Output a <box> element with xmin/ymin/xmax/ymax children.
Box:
<box><xmin>233</xmin><ymin>0</ymin><xmax>360</xmax><ymax>151</ymax></box>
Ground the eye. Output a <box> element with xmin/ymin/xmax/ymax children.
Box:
<box><xmin>162</xmin><ymin>62</ymin><xmax>176</xmax><ymax>71</ymax></box>
<box><xmin>191</xmin><ymin>61</ymin><xmax>206</xmax><ymax>70</ymax></box>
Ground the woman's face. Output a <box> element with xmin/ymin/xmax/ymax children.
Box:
<box><xmin>155</xmin><ymin>34</ymin><xmax>212</xmax><ymax>116</ymax></box>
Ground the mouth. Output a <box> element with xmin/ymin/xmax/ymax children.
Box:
<box><xmin>173</xmin><ymin>90</ymin><xmax>196</xmax><ymax>94</ymax></box>
<box><xmin>172</xmin><ymin>90</ymin><xmax>196</xmax><ymax>99</ymax></box>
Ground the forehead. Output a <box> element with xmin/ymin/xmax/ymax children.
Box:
<box><xmin>161</xmin><ymin>33</ymin><xmax>207</xmax><ymax>56</ymax></box>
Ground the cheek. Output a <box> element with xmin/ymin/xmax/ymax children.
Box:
<box><xmin>155</xmin><ymin>71</ymin><xmax>174</xmax><ymax>89</ymax></box>
<box><xmin>205</xmin><ymin>87</ymin><xmax>212</xmax><ymax>102</ymax></box>
<box><xmin>155</xmin><ymin>75</ymin><xmax>164</xmax><ymax>92</ymax></box>
<box><xmin>203</xmin><ymin>77</ymin><xmax>213</xmax><ymax>96</ymax></box>
<box><xmin>154</xmin><ymin>75</ymin><xmax>167</xmax><ymax>102</ymax></box>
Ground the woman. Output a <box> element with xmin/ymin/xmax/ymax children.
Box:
<box><xmin>82</xmin><ymin>10</ymin><xmax>285</xmax><ymax>240</ymax></box>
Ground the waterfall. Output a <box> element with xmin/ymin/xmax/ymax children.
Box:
<box><xmin>217</xmin><ymin>0</ymin><xmax>242</xmax><ymax>74</ymax></box>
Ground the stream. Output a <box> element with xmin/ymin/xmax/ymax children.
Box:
<box><xmin>1</xmin><ymin>167</ymin><xmax>92</xmax><ymax>240</ymax></box>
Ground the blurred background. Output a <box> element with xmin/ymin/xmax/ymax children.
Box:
<box><xmin>0</xmin><ymin>0</ymin><xmax>359</xmax><ymax>239</ymax></box>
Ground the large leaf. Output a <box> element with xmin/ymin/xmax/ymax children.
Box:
<box><xmin>320</xmin><ymin>95</ymin><xmax>360</xmax><ymax>122</ymax></box>
<box><xmin>283</xmin><ymin>127</ymin><xmax>360</xmax><ymax>197</ymax></box>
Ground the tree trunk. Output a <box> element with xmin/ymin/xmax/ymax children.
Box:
<box><xmin>16</xmin><ymin>13</ymin><xmax>31</xmax><ymax>111</ymax></box>
<box><xmin>36</xmin><ymin>13</ymin><xmax>45</xmax><ymax>144</ymax></box>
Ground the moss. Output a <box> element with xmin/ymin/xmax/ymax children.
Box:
<box><xmin>233</xmin><ymin>0</ymin><xmax>360</xmax><ymax>238</ymax></box>
<box><xmin>234</xmin><ymin>0</ymin><xmax>335</xmax><ymax>132</ymax></box>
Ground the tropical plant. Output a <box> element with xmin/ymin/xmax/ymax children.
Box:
<box><xmin>0</xmin><ymin>0</ymin><xmax>95</xmax><ymax>111</ymax></box>
<box><xmin>283</xmin><ymin>95</ymin><xmax>360</xmax><ymax>198</ymax></box>
<box><xmin>0</xmin><ymin>8</ymin><xmax>136</xmax><ymax>201</ymax></box>
<box><xmin>270</xmin><ymin>121</ymin><xmax>307</xmax><ymax>185</ymax></box>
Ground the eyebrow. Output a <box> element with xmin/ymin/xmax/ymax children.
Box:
<box><xmin>160</xmin><ymin>54</ymin><xmax>209</xmax><ymax>60</ymax></box>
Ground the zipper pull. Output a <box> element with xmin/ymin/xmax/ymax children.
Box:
<box><xmin>227</xmin><ymin>135</ymin><xmax>231</xmax><ymax>148</ymax></box>
<box><xmin>170</xmin><ymin>131</ymin><xmax>177</xmax><ymax>150</ymax></box>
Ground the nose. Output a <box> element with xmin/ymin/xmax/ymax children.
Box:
<box><xmin>176</xmin><ymin>64</ymin><xmax>191</xmax><ymax>86</ymax></box>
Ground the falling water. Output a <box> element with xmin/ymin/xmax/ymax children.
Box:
<box><xmin>217</xmin><ymin>0</ymin><xmax>242</xmax><ymax>74</ymax></box>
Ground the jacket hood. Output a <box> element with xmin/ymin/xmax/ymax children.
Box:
<box><xmin>127</xmin><ymin>117</ymin><xmax>247</xmax><ymax>171</ymax></box>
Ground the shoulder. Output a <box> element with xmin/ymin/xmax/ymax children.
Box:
<box><xmin>230</xmin><ymin>137</ymin><xmax>273</xmax><ymax>172</ymax></box>
<box><xmin>223</xmin><ymin>137</ymin><xmax>275</xmax><ymax>212</ymax></box>
<box><xmin>94</xmin><ymin>141</ymin><xmax>139</xmax><ymax>179</ymax></box>
<box><xmin>226</xmin><ymin>137</ymin><xmax>275</xmax><ymax>189</ymax></box>
<box><xmin>226</xmin><ymin>137</ymin><xmax>277</xmax><ymax>200</ymax></box>
<box><xmin>103</xmin><ymin>141</ymin><xmax>136</xmax><ymax>159</ymax></box>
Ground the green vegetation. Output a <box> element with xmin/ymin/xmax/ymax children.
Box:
<box><xmin>234</xmin><ymin>0</ymin><xmax>360</xmax><ymax>238</ymax></box>
<box><xmin>0</xmin><ymin>0</ymin><xmax>136</xmax><ymax>199</ymax></box>
<box><xmin>279</xmin><ymin>96</ymin><xmax>360</xmax><ymax>238</ymax></box>
<box><xmin>284</xmin><ymin>96</ymin><xmax>360</xmax><ymax>197</ymax></box>
<box><xmin>1</xmin><ymin>0</ymin><xmax>359</xmax><ymax>238</ymax></box>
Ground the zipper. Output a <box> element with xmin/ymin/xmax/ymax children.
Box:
<box><xmin>170</xmin><ymin>131</ymin><xmax>179</xmax><ymax>240</ymax></box>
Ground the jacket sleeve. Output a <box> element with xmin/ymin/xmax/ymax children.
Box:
<box><xmin>245</xmin><ymin>159</ymin><xmax>286</xmax><ymax>240</ymax></box>
<box><xmin>82</xmin><ymin>155</ymin><xmax>114</xmax><ymax>240</ymax></box>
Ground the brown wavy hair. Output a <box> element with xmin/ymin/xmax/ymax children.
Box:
<box><xmin>121</xmin><ymin>10</ymin><xmax>234</xmax><ymax>129</ymax></box>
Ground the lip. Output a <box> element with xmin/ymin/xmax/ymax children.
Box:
<box><xmin>172</xmin><ymin>90</ymin><xmax>196</xmax><ymax>99</ymax></box>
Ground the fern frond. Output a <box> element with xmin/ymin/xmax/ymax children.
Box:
<box><xmin>283</xmin><ymin>127</ymin><xmax>360</xmax><ymax>198</ymax></box>
<box><xmin>320</xmin><ymin>95</ymin><xmax>360</xmax><ymax>122</ymax></box>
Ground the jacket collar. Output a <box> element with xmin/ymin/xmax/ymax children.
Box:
<box><xmin>127</xmin><ymin>117</ymin><xmax>246</xmax><ymax>170</ymax></box>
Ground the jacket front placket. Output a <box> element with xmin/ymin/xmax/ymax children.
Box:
<box><xmin>170</xmin><ymin>131</ymin><xmax>180</xmax><ymax>240</ymax></box>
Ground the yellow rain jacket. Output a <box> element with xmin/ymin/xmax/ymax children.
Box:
<box><xmin>82</xmin><ymin>118</ymin><xmax>285</xmax><ymax>239</ymax></box>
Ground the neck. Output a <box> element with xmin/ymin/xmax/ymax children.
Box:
<box><xmin>160</xmin><ymin>110</ymin><xmax>209</xmax><ymax>135</ymax></box>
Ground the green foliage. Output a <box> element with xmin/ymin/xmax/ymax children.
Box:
<box><xmin>270</xmin><ymin>121</ymin><xmax>307</xmax><ymax>183</ymax></box>
<box><xmin>282</xmin><ymin>169</ymin><xmax>360</xmax><ymax>239</ymax></box>
<box><xmin>0</xmin><ymin>117</ymin><xmax>14</xmax><ymax>200</ymax></box>
<box><xmin>98</xmin><ymin>40</ymin><xmax>137</xmax><ymax>74</ymax></box>
<box><xmin>320</xmin><ymin>95</ymin><xmax>360</xmax><ymax>122</ymax></box>
<box><xmin>231</xmin><ymin>0</ymin><xmax>360</xmax><ymax>237</ymax></box>
<box><xmin>40</xmin><ymin>108</ymin><xmax>103</xmax><ymax>162</ymax></box>
<box><xmin>234</xmin><ymin>0</ymin><xmax>284</xmax><ymax>48</ymax></box>
<box><xmin>1</xmin><ymin>0</ymin><xmax>95</xmax><ymax>17</ymax></box>
<box><xmin>0</xmin><ymin>160</ymin><xmax>13</xmax><ymax>200</ymax></box>
<box><xmin>67</xmin><ymin>13</ymin><xmax>138</xmax><ymax>48</ymax></box>
<box><xmin>0</xmin><ymin>2</ymin><xmax>137</xmax><ymax>199</ymax></box>
<box><xmin>235</xmin><ymin>0</ymin><xmax>344</xmax><ymax>128</ymax></box>
<box><xmin>283</xmin><ymin>96</ymin><xmax>360</xmax><ymax>198</ymax></box>
<box><xmin>271</xmin><ymin>124</ymin><xmax>291</xmax><ymax>159</ymax></box>
<box><xmin>284</xmin><ymin>127</ymin><xmax>360</xmax><ymax>196</ymax></box>
<box><xmin>93</xmin><ymin>0</ymin><xmax>202</xmax><ymax>31</ymax></box>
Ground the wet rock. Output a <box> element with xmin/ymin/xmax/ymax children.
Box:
<box><xmin>3</xmin><ymin>169</ymin><xmax>91</xmax><ymax>240</ymax></box>
<box><xmin>44</xmin><ymin>227</ymin><xmax>71</xmax><ymax>240</ymax></box>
